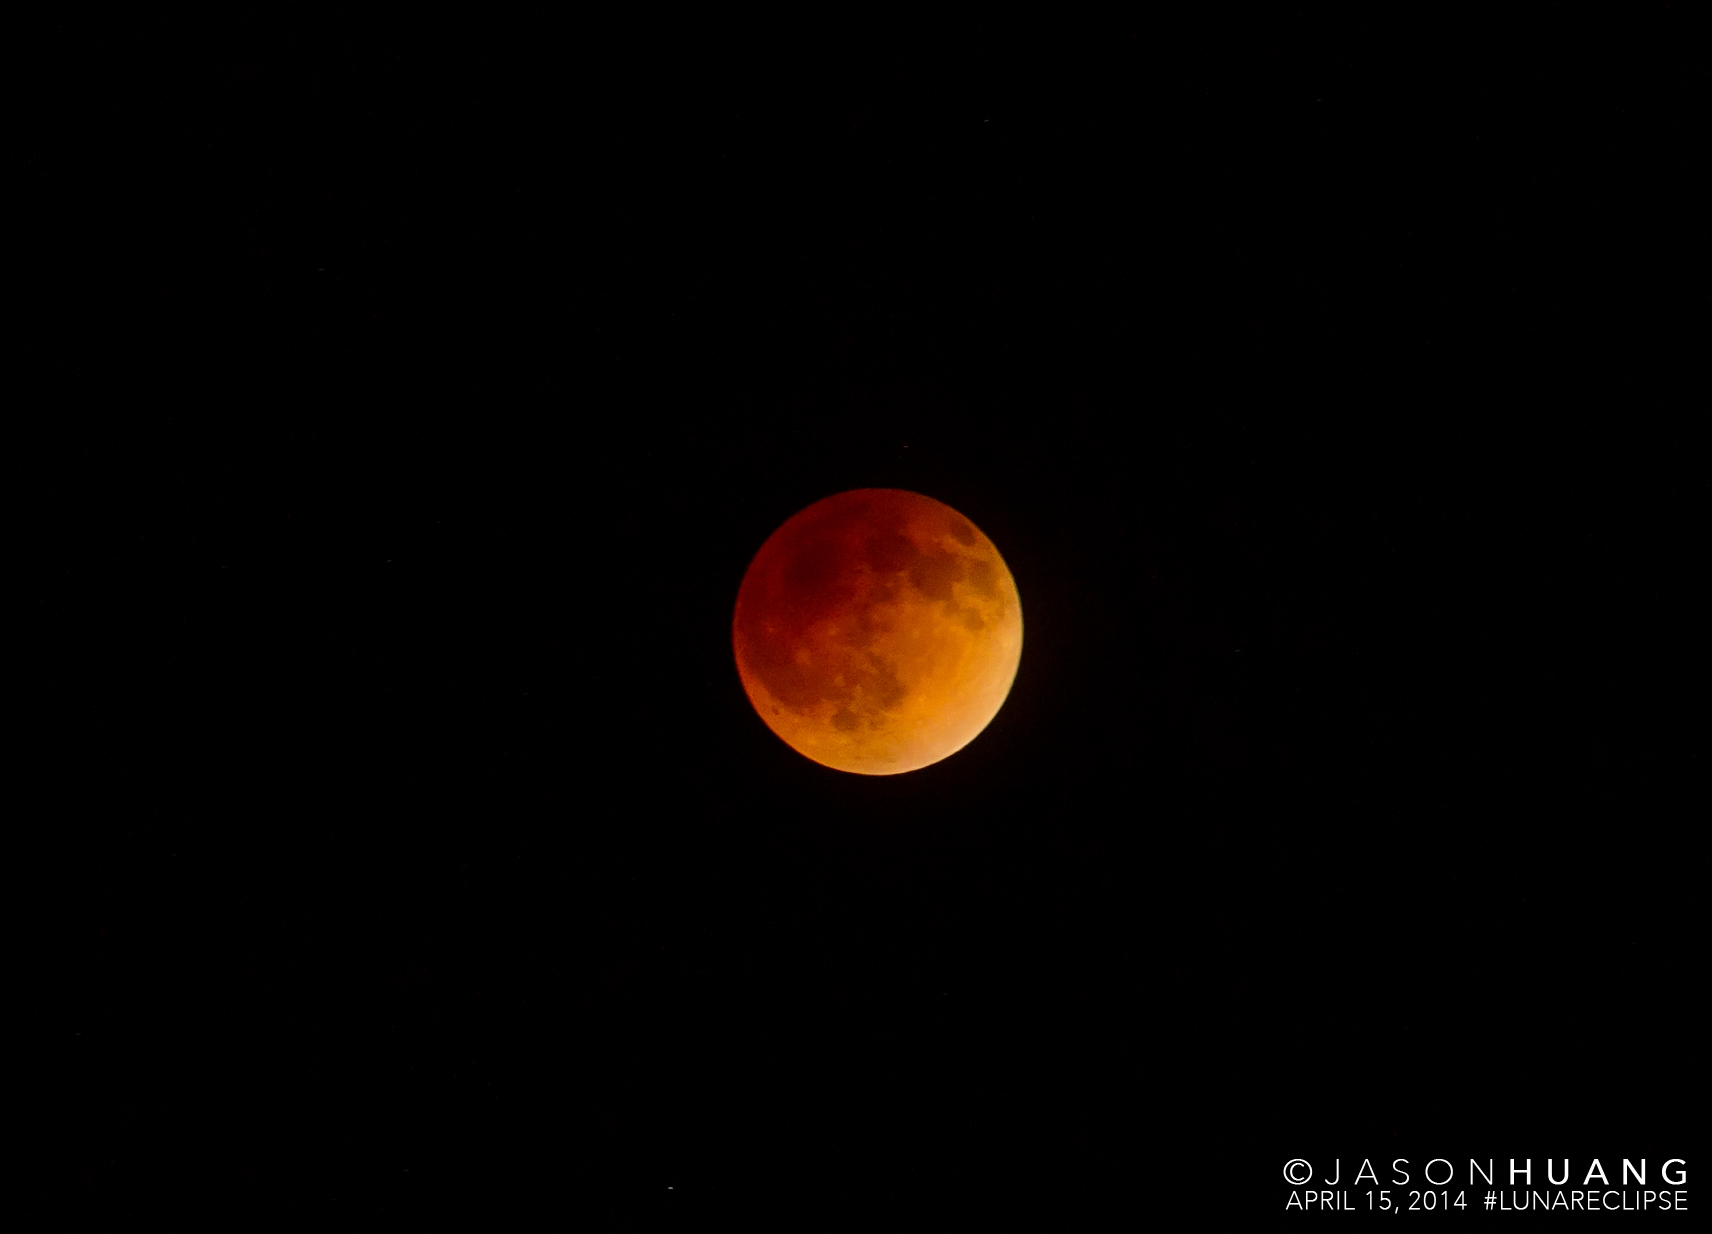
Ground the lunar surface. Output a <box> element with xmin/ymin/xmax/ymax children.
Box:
<box><xmin>732</xmin><ymin>489</ymin><xmax>1022</xmax><ymax>774</ymax></box>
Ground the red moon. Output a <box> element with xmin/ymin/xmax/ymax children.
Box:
<box><xmin>733</xmin><ymin>489</ymin><xmax>1022</xmax><ymax>775</ymax></box>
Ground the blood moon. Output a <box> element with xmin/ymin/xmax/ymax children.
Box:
<box><xmin>733</xmin><ymin>489</ymin><xmax>1022</xmax><ymax>774</ymax></box>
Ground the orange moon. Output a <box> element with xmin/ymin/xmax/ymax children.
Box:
<box><xmin>732</xmin><ymin>489</ymin><xmax>1022</xmax><ymax>775</ymax></box>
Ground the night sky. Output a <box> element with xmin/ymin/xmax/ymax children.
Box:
<box><xmin>41</xmin><ymin>13</ymin><xmax>1692</xmax><ymax>1224</ymax></box>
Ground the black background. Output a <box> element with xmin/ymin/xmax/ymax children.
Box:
<box><xmin>37</xmin><ymin>11</ymin><xmax>1693</xmax><ymax>1226</ymax></box>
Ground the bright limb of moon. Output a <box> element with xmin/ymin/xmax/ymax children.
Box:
<box><xmin>732</xmin><ymin>488</ymin><xmax>1022</xmax><ymax>775</ymax></box>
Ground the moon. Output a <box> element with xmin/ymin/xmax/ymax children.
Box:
<box><xmin>732</xmin><ymin>489</ymin><xmax>1022</xmax><ymax>775</ymax></box>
